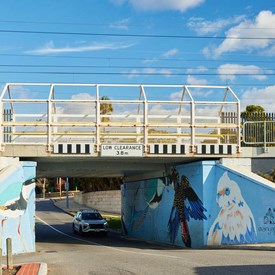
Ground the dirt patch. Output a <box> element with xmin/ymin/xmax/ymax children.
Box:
<box><xmin>2</xmin><ymin>266</ymin><xmax>21</xmax><ymax>275</ymax></box>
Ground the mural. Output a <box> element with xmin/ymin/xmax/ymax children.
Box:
<box><xmin>167</xmin><ymin>167</ymin><xmax>207</xmax><ymax>248</ymax></box>
<box><xmin>207</xmin><ymin>172</ymin><xmax>257</xmax><ymax>245</ymax></box>
<box><xmin>264</xmin><ymin>208</ymin><xmax>275</xmax><ymax>224</ymax></box>
<box><xmin>121</xmin><ymin>166</ymin><xmax>207</xmax><ymax>248</ymax></box>
<box><xmin>0</xmin><ymin>161</ymin><xmax>36</xmax><ymax>255</ymax></box>
<box><xmin>122</xmin><ymin>160</ymin><xmax>275</xmax><ymax>248</ymax></box>
<box><xmin>122</xmin><ymin>177</ymin><xmax>168</xmax><ymax>234</ymax></box>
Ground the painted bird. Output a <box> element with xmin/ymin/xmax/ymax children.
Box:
<box><xmin>207</xmin><ymin>172</ymin><xmax>256</xmax><ymax>245</ymax></box>
<box><xmin>0</xmin><ymin>179</ymin><xmax>35</xmax><ymax>251</ymax></box>
<box><xmin>167</xmin><ymin>167</ymin><xmax>207</xmax><ymax>248</ymax></box>
<box><xmin>131</xmin><ymin>178</ymin><xmax>168</xmax><ymax>230</ymax></box>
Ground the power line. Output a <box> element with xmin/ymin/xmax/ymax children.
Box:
<box><xmin>0</xmin><ymin>53</ymin><xmax>274</xmax><ymax>64</ymax></box>
<box><xmin>0</xmin><ymin>64</ymin><xmax>273</xmax><ymax>72</ymax></box>
<box><xmin>1</xmin><ymin>19</ymin><xmax>275</xmax><ymax>31</ymax></box>
<box><xmin>0</xmin><ymin>71</ymin><xmax>274</xmax><ymax>76</ymax></box>
<box><xmin>0</xmin><ymin>29</ymin><xmax>274</xmax><ymax>40</ymax></box>
<box><xmin>0</xmin><ymin>81</ymin><xmax>273</xmax><ymax>88</ymax></box>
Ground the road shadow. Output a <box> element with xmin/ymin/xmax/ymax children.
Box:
<box><xmin>194</xmin><ymin>265</ymin><xmax>275</xmax><ymax>275</ymax></box>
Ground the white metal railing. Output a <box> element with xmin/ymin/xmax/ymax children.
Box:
<box><xmin>0</xmin><ymin>83</ymin><xmax>241</xmax><ymax>153</ymax></box>
<box><xmin>243</xmin><ymin>121</ymin><xmax>275</xmax><ymax>152</ymax></box>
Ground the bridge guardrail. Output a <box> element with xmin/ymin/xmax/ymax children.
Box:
<box><xmin>0</xmin><ymin>83</ymin><xmax>241</xmax><ymax>155</ymax></box>
<box><xmin>243</xmin><ymin>121</ymin><xmax>275</xmax><ymax>152</ymax></box>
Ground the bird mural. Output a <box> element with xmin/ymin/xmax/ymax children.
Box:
<box><xmin>207</xmin><ymin>172</ymin><xmax>256</xmax><ymax>245</ymax></box>
<box><xmin>0</xmin><ymin>178</ymin><xmax>35</xmax><ymax>251</ymax></box>
<box><xmin>167</xmin><ymin>167</ymin><xmax>207</xmax><ymax>248</ymax></box>
<box><xmin>130</xmin><ymin>178</ymin><xmax>168</xmax><ymax>230</ymax></box>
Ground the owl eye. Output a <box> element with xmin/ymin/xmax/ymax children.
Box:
<box><xmin>225</xmin><ymin>187</ymin><xmax>230</xmax><ymax>196</ymax></box>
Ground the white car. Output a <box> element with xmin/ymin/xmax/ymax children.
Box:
<box><xmin>72</xmin><ymin>209</ymin><xmax>109</xmax><ymax>236</ymax></box>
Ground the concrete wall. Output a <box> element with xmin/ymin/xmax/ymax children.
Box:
<box><xmin>74</xmin><ymin>190</ymin><xmax>121</xmax><ymax>214</ymax></box>
<box><xmin>122</xmin><ymin>160</ymin><xmax>275</xmax><ymax>248</ymax></box>
<box><xmin>252</xmin><ymin>158</ymin><xmax>275</xmax><ymax>174</ymax></box>
<box><xmin>0</xmin><ymin>158</ymin><xmax>36</xmax><ymax>255</ymax></box>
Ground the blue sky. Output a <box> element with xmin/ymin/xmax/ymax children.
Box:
<box><xmin>1</xmin><ymin>0</ymin><xmax>275</xmax><ymax>111</ymax></box>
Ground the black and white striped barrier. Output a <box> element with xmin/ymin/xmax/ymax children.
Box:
<box><xmin>149</xmin><ymin>144</ymin><xmax>187</xmax><ymax>154</ymax></box>
<box><xmin>196</xmin><ymin>144</ymin><xmax>237</xmax><ymax>155</ymax></box>
<box><xmin>53</xmin><ymin>143</ymin><xmax>93</xmax><ymax>154</ymax></box>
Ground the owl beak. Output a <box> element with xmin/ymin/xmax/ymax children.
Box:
<box><xmin>217</xmin><ymin>190</ymin><xmax>225</xmax><ymax>200</ymax></box>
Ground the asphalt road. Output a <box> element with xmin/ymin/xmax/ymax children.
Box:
<box><xmin>9</xmin><ymin>200</ymin><xmax>275</xmax><ymax>275</ymax></box>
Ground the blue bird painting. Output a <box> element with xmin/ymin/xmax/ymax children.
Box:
<box><xmin>167</xmin><ymin>167</ymin><xmax>207</xmax><ymax>248</ymax></box>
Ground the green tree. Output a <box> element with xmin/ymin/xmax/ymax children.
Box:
<box><xmin>74</xmin><ymin>177</ymin><xmax>122</xmax><ymax>192</ymax></box>
<box><xmin>243</xmin><ymin>105</ymin><xmax>265</xmax><ymax>113</ymax></box>
<box><xmin>100</xmin><ymin>96</ymin><xmax>114</xmax><ymax>123</ymax></box>
<box><xmin>241</xmin><ymin>105</ymin><xmax>265</xmax><ymax>121</ymax></box>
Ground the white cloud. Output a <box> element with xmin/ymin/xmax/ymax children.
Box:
<box><xmin>186</xmin><ymin>75</ymin><xmax>208</xmax><ymax>85</ymax></box>
<box><xmin>217</xmin><ymin>63</ymin><xmax>269</xmax><ymax>81</ymax></box>
<box><xmin>187</xmin><ymin>66</ymin><xmax>208</xmax><ymax>73</ymax></box>
<box><xmin>125</xmin><ymin>68</ymin><xmax>173</xmax><ymax>78</ymax></box>
<box><xmin>71</xmin><ymin>93</ymin><xmax>95</xmax><ymax>100</ymax></box>
<box><xmin>110</xmin><ymin>0</ymin><xmax>204</xmax><ymax>12</ymax></box>
<box><xmin>149</xmin><ymin>104</ymin><xmax>178</xmax><ymax>115</ymax></box>
<box><xmin>110</xmin><ymin>18</ymin><xmax>130</xmax><ymax>30</ymax></box>
<box><xmin>209</xmin><ymin>10</ymin><xmax>275</xmax><ymax>57</ymax></box>
<box><xmin>241</xmin><ymin>85</ymin><xmax>275</xmax><ymax>112</ymax></box>
<box><xmin>162</xmin><ymin>48</ymin><xmax>179</xmax><ymax>58</ymax></box>
<box><xmin>188</xmin><ymin>15</ymin><xmax>245</xmax><ymax>35</ymax></box>
<box><xmin>27</xmin><ymin>41</ymin><xmax>134</xmax><ymax>55</ymax></box>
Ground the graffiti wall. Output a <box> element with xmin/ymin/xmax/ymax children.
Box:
<box><xmin>122</xmin><ymin>160</ymin><xmax>275</xmax><ymax>248</ymax></box>
<box><xmin>205</xmin><ymin>163</ymin><xmax>275</xmax><ymax>246</ymax></box>
<box><xmin>0</xmin><ymin>160</ymin><xmax>36</xmax><ymax>255</ymax></box>
<box><xmin>121</xmin><ymin>162</ymin><xmax>207</xmax><ymax>248</ymax></box>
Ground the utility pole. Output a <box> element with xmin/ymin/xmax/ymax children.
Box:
<box><xmin>59</xmin><ymin>177</ymin><xmax>62</xmax><ymax>198</ymax></box>
<box><xmin>43</xmin><ymin>178</ymin><xmax>46</xmax><ymax>199</ymax></box>
<box><xmin>66</xmin><ymin>178</ymin><xmax>69</xmax><ymax>209</ymax></box>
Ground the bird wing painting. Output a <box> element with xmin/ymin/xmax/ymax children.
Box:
<box><xmin>167</xmin><ymin>167</ymin><xmax>207</xmax><ymax>248</ymax></box>
<box><xmin>130</xmin><ymin>178</ymin><xmax>167</xmax><ymax>230</ymax></box>
<box><xmin>0</xmin><ymin>178</ymin><xmax>35</xmax><ymax>253</ymax></box>
<box><xmin>207</xmin><ymin>172</ymin><xmax>257</xmax><ymax>245</ymax></box>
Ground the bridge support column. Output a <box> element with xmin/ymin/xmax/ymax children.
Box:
<box><xmin>219</xmin><ymin>158</ymin><xmax>252</xmax><ymax>171</ymax></box>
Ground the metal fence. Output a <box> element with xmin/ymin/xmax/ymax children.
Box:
<box><xmin>0</xmin><ymin>83</ymin><xmax>241</xmax><ymax>153</ymax></box>
<box><xmin>241</xmin><ymin>112</ymin><xmax>275</xmax><ymax>149</ymax></box>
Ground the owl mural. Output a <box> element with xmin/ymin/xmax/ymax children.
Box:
<box><xmin>207</xmin><ymin>172</ymin><xmax>257</xmax><ymax>245</ymax></box>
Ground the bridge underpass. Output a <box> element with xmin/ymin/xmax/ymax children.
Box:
<box><xmin>1</xmin><ymin>83</ymin><xmax>275</xmax><ymax>253</ymax></box>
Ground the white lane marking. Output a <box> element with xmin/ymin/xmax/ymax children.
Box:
<box><xmin>36</xmin><ymin>216</ymin><xmax>182</xmax><ymax>259</ymax></box>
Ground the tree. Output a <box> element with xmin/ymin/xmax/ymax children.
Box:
<box><xmin>241</xmin><ymin>105</ymin><xmax>265</xmax><ymax>122</ymax></box>
<box><xmin>74</xmin><ymin>177</ymin><xmax>122</xmax><ymax>192</ymax></box>
<box><xmin>243</xmin><ymin>105</ymin><xmax>265</xmax><ymax>113</ymax></box>
<box><xmin>100</xmin><ymin>96</ymin><xmax>113</xmax><ymax>123</ymax></box>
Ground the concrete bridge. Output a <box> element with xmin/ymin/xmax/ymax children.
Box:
<box><xmin>1</xmin><ymin>83</ymin><xmax>275</xmax><ymax>253</ymax></box>
<box><xmin>1</xmin><ymin>83</ymin><xmax>274</xmax><ymax>178</ymax></box>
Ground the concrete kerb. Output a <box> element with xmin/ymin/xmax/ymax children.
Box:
<box><xmin>207</xmin><ymin>244</ymin><xmax>275</xmax><ymax>251</ymax></box>
<box><xmin>38</xmin><ymin>262</ymin><xmax>48</xmax><ymax>275</ymax></box>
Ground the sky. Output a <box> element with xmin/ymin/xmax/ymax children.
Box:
<box><xmin>0</xmin><ymin>0</ymin><xmax>275</xmax><ymax>111</ymax></box>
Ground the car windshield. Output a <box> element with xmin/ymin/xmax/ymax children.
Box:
<box><xmin>82</xmin><ymin>212</ymin><xmax>102</xmax><ymax>220</ymax></box>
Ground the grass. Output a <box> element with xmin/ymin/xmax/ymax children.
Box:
<box><xmin>103</xmin><ymin>215</ymin><xmax>121</xmax><ymax>229</ymax></box>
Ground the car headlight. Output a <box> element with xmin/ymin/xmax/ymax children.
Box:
<box><xmin>83</xmin><ymin>222</ymin><xmax>90</xmax><ymax>227</ymax></box>
<box><xmin>104</xmin><ymin>222</ymin><xmax>108</xmax><ymax>227</ymax></box>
